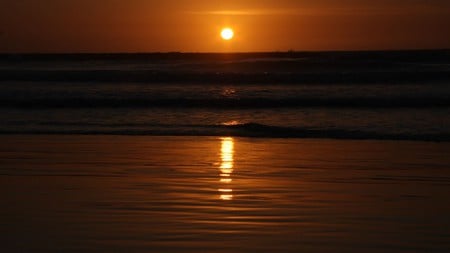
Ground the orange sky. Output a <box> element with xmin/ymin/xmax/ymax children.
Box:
<box><xmin>1</xmin><ymin>0</ymin><xmax>449</xmax><ymax>53</ymax></box>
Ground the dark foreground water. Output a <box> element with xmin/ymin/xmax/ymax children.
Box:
<box><xmin>1</xmin><ymin>136</ymin><xmax>450</xmax><ymax>252</ymax></box>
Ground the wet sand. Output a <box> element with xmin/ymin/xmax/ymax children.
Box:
<box><xmin>1</xmin><ymin>135</ymin><xmax>449</xmax><ymax>252</ymax></box>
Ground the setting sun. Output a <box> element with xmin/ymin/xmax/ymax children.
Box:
<box><xmin>220</xmin><ymin>28</ymin><xmax>234</xmax><ymax>41</ymax></box>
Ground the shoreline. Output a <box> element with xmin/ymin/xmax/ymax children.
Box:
<box><xmin>1</xmin><ymin>133</ymin><xmax>449</xmax><ymax>143</ymax></box>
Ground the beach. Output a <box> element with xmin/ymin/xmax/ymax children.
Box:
<box><xmin>1</xmin><ymin>135</ymin><xmax>449</xmax><ymax>252</ymax></box>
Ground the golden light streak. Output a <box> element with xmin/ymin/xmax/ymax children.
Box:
<box><xmin>220</xmin><ymin>195</ymin><xmax>233</xmax><ymax>201</ymax></box>
<box><xmin>220</xmin><ymin>178</ymin><xmax>232</xmax><ymax>183</ymax></box>
<box><xmin>219</xmin><ymin>137</ymin><xmax>235</xmax><ymax>200</ymax></box>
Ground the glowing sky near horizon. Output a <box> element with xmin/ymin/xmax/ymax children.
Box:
<box><xmin>0</xmin><ymin>0</ymin><xmax>449</xmax><ymax>52</ymax></box>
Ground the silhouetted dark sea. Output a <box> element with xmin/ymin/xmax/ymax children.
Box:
<box><xmin>1</xmin><ymin>50</ymin><xmax>449</xmax><ymax>141</ymax></box>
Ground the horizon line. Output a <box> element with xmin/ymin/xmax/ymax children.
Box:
<box><xmin>1</xmin><ymin>48</ymin><xmax>449</xmax><ymax>55</ymax></box>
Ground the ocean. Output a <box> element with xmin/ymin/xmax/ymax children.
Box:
<box><xmin>1</xmin><ymin>136</ymin><xmax>450</xmax><ymax>252</ymax></box>
<box><xmin>1</xmin><ymin>50</ymin><xmax>450</xmax><ymax>252</ymax></box>
<box><xmin>1</xmin><ymin>50</ymin><xmax>449</xmax><ymax>141</ymax></box>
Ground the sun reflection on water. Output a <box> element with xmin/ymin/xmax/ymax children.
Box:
<box><xmin>219</xmin><ymin>137</ymin><xmax>234</xmax><ymax>200</ymax></box>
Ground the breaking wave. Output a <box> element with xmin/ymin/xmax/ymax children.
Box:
<box><xmin>1</xmin><ymin>122</ymin><xmax>448</xmax><ymax>142</ymax></box>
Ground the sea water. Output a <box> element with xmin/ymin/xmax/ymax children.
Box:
<box><xmin>0</xmin><ymin>51</ymin><xmax>449</xmax><ymax>141</ymax></box>
<box><xmin>1</xmin><ymin>51</ymin><xmax>450</xmax><ymax>252</ymax></box>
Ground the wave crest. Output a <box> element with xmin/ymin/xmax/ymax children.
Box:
<box><xmin>1</xmin><ymin>122</ymin><xmax>448</xmax><ymax>142</ymax></box>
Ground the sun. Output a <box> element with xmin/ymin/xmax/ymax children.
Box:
<box><xmin>221</xmin><ymin>28</ymin><xmax>234</xmax><ymax>41</ymax></box>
